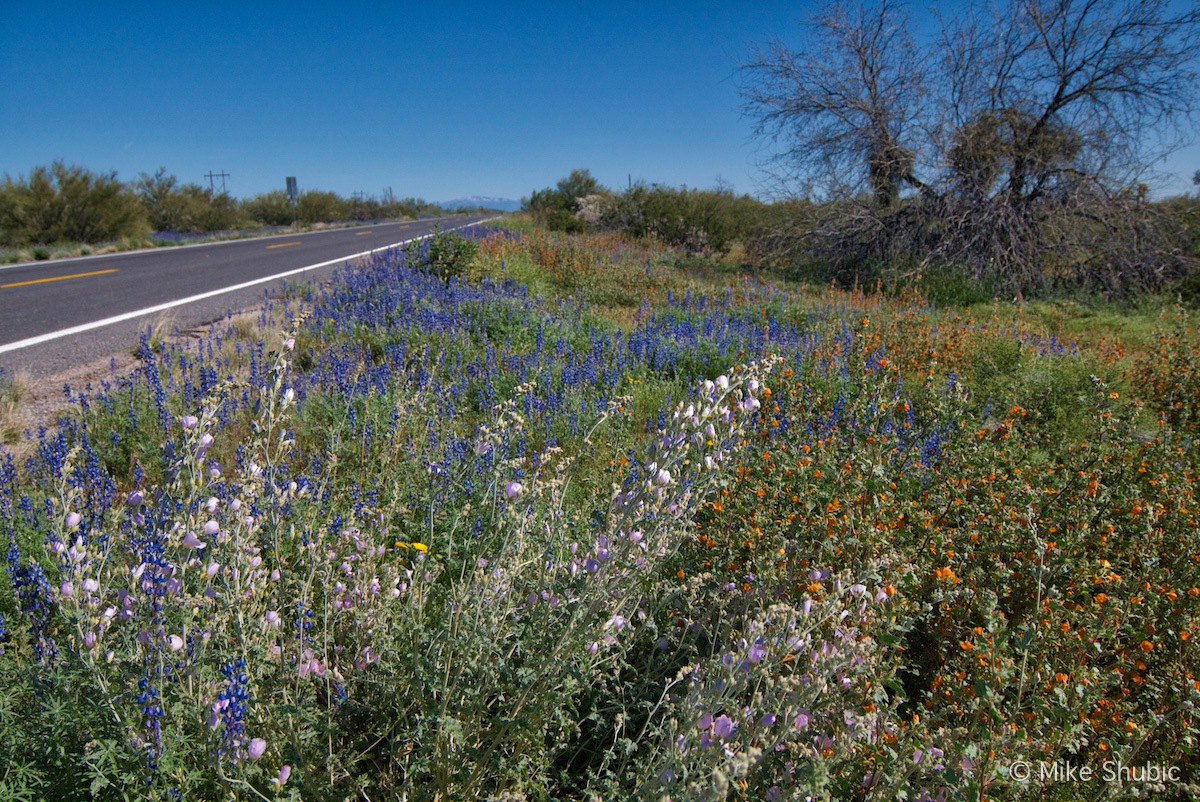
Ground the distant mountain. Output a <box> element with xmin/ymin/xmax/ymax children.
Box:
<box><xmin>439</xmin><ymin>196</ymin><xmax>521</xmax><ymax>212</ymax></box>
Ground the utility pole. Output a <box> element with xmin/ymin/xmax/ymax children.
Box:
<box><xmin>205</xmin><ymin>170</ymin><xmax>230</xmax><ymax>194</ymax></box>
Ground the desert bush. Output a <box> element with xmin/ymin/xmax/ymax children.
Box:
<box><xmin>523</xmin><ymin>169</ymin><xmax>601</xmax><ymax>233</ymax></box>
<box><xmin>134</xmin><ymin>168</ymin><xmax>242</xmax><ymax>234</ymax></box>
<box><xmin>295</xmin><ymin>191</ymin><xmax>348</xmax><ymax>226</ymax></box>
<box><xmin>0</xmin><ymin>162</ymin><xmax>148</xmax><ymax>246</ymax></box>
<box><xmin>408</xmin><ymin>228</ymin><xmax>480</xmax><ymax>284</ymax></box>
<box><xmin>241</xmin><ymin>192</ymin><xmax>294</xmax><ymax>227</ymax></box>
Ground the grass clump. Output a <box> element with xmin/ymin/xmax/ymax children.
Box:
<box><xmin>0</xmin><ymin>369</ymin><xmax>31</xmax><ymax>446</ymax></box>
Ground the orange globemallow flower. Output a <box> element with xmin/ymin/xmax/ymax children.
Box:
<box><xmin>933</xmin><ymin>566</ymin><xmax>959</xmax><ymax>582</ymax></box>
<box><xmin>1140</xmin><ymin>640</ymin><xmax>1155</xmax><ymax>652</ymax></box>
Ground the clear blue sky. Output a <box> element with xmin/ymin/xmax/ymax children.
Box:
<box><xmin>2</xmin><ymin>1</ymin><xmax>1197</xmax><ymax>203</ymax></box>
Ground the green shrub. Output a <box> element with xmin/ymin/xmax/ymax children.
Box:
<box><xmin>296</xmin><ymin>190</ymin><xmax>348</xmax><ymax>225</ymax></box>
<box><xmin>241</xmin><ymin>190</ymin><xmax>295</xmax><ymax>227</ymax></box>
<box><xmin>134</xmin><ymin>169</ymin><xmax>245</xmax><ymax>234</ymax></box>
<box><xmin>524</xmin><ymin>169</ymin><xmax>601</xmax><ymax>231</ymax></box>
<box><xmin>411</xmin><ymin>229</ymin><xmax>479</xmax><ymax>284</ymax></box>
<box><xmin>0</xmin><ymin>162</ymin><xmax>149</xmax><ymax>246</ymax></box>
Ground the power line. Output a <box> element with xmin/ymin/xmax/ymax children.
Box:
<box><xmin>205</xmin><ymin>170</ymin><xmax>230</xmax><ymax>194</ymax></box>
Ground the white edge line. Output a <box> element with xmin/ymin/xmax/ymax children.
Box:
<box><xmin>0</xmin><ymin>217</ymin><xmax>499</xmax><ymax>356</ymax></box>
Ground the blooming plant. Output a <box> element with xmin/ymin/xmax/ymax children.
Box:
<box><xmin>0</xmin><ymin>223</ymin><xmax>1197</xmax><ymax>800</ymax></box>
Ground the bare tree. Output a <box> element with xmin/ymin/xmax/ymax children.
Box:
<box><xmin>946</xmin><ymin>0</ymin><xmax>1199</xmax><ymax>200</ymax></box>
<box><xmin>741</xmin><ymin>0</ymin><xmax>926</xmax><ymax>208</ymax></box>
<box><xmin>937</xmin><ymin>0</ymin><xmax>1200</xmax><ymax>292</ymax></box>
<box><xmin>742</xmin><ymin>0</ymin><xmax>1200</xmax><ymax>295</ymax></box>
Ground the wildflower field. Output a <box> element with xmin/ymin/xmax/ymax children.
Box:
<box><xmin>1</xmin><ymin>222</ymin><xmax>1198</xmax><ymax>800</ymax></box>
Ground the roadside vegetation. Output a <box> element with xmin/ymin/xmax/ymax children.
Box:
<box><xmin>0</xmin><ymin>211</ymin><xmax>1197</xmax><ymax>799</ymax></box>
<box><xmin>0</xmin><ymin>161</ymin><xmax>482</xmax><ymax>264</ymax></box>
<box><xmin>3</xmin><ymin>0</ymin><xmax>1200</xmax><ymax>795</ymax></box>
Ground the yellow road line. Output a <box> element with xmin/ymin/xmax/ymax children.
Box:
<box><xmin>355</xmin><ymin>231</ymin><xmax>371</xmax><ymax>235</ymax></box>
<box><xmin>2</xmin><ymin>268</ymin><xmax>117</xmax><ymax>289</ymax></box>
<box><xmin>266</xmin><ymin>241</ymin><xmax>302</xmax><ymax>249</ymax></box>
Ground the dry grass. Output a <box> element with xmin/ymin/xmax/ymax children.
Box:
<box><xmin>0</xmin><ymin>369</ymin><xmax>33</xmax><ymax>446</ymax></box>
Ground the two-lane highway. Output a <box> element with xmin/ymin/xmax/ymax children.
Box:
<box><xmin>0</xmin><ymin>215</ymin><xmax>492</xmax><ymax>378</ymax></box>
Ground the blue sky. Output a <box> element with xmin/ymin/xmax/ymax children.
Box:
<box><xmin>2</xmin><ymin>2</ymin><xmax>1197</xmax><ymax>203</ymax></box>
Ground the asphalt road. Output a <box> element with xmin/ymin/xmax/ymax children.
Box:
<box><xmin>0</xmin><ymin>215</ymin><xmax>492</xmax><ymax>379</ymax></box>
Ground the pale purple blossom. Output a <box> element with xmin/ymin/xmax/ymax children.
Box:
<box><xmin>712</xmin><ymin>715</ymin><xmax>736</xmax><ymax>739</ymax></box>
<box><xmin>606</xmin><ymin>614</ymin><xmax>628</xmax><ymax>630</ymax></box>
<box><xmin>247</xmin><ymin>738</ymin><xmax>267</xmax><ymax>759</ymax></box>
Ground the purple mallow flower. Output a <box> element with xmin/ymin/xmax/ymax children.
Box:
<box><xmin>712</xmin><ymin>714</ymin><xmax>736</xmax><ymax>739</ymax></box>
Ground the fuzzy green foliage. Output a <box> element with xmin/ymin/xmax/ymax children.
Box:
<box><xmin>135</xmin><ymin>168</ymin><xmax>242</xmax><ymax>234</ymax></box>
<box><xmin>523</xmin><ymin>169</ymin><xmax>600</xmax><ymax>233</ymax></box>
<box><xmin>239</xmin><ymin>191</ymin><xmax>294</xmax><ymax>228</ymax></box>
<box><xmin>598</xmin><ymin>184</ymin><xmax>750</xmax><ymax>254</ymax></box>
<box><xmin>0</xmin><ymin>162</ymin><xmax>149</xmax><ymax>247</ymax></box>
<box><xmin>413</xmin><ymin>228</ymin><xmax>480</xmax><ymax>284</ymax></box>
